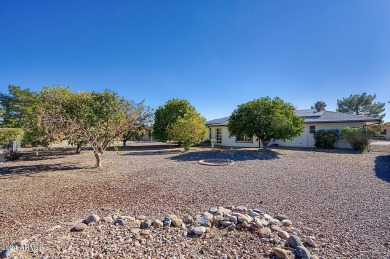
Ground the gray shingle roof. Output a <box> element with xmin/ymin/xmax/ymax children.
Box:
<box><xmin>294</xmin><ymin>109</ymin><xmax>325</xmax><ymax>117</ymax></box>
<box><xmin>206</xmin><ymin>109</ymin><xmax>380</xmax><ymax>126</ymax></box>
<box><xmin>303</xmin><ymin>110</ymin><xmax>380</xmax><ymax>123</ymax></box>
<box><xmin>205</xmin><ymin>116</ymin><xmax>230</xmax><ymax>126</ymax></box>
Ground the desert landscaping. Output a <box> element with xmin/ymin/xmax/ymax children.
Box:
<box><xmin>0</xmin><ymin>143</ymin><xmax>389</xmax><ymax>258</ymax></box>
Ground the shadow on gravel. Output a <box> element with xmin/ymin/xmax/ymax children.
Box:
<box><xmin>109</xmin><ymin>144</ymin><xmax>179</xmax><ymax>152</ymax></box>
<box><xmin>170</xmin><ymin>150</ymin><xmax>279</xmax><ymax>162</ymax></box>
<box><xmin>121</xmin><ymin>149</ymin><xmax>182</xmax><ymax>156</ymax></box>
<box><xmin>375</xmin><ymin>155</ymin><xmax>390</xmax><ymax>182</ymax></box>
<box><xmin>109</xmin><ymin>144</ymin><xmax>182</xmax><ymax>156</ymax></box>
<box><xmin>0</xmin><ymin>163</ymin><xmax>83</xmax><ymax>179</ymax></box>
<box><xmin>19</xmin><ymin>147</ymin><xmax>78</xmax><ymax>161</ymax></box>
<box><xmin>272</xmin><ymin>146</ymin><xmax>363</xmax><ymax>154</ymax></box>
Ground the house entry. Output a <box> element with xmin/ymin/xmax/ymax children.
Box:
<box><xmin>216</xmin><ymin>128</ymin><xmax>222</xmax><ymax>144</ymax></box>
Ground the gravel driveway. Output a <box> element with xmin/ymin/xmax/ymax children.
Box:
<box><xmin>0</xmin><ymin>144</ymin><xmax>389</xmax><ymax>258</ymax></box>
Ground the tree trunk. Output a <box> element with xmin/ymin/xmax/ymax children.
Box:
<box><xmin>260</xmin><ymin>139</ymin><xmax>269</xmax><ymax>150</ymax></box>
<box><xmin>123</xmin><ymin>140</ymin><xmax>127</xmax><ymax>147</ymax></box>
<box><xmin>94</xmin><ymin>152</ymin><xmax>102</xmax><ymax>168</ymax></box>
<box><xmin>75</xmin><ymin>142</ymin><xmax>82</xmax><ymax>154</ymax></box>
<box><xmin>183</xmin><ymin>142</ymin><xmax>190</xmax><ymax>151</ymax></box>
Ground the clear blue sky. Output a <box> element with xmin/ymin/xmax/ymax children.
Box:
<box><xmin>1</xmin><ymin>0</ymin><xmax>389</xmax><ymax>121</ymax></box>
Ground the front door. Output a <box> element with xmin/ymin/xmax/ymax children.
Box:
<box><xmin>216</xmin><ymin>128</ymin><xmax>222</xmax><ymax>144</ymax></box>
<box><xmin>307</xmin><ymin>125</ymin><xmax>315</xmax><ymax>147</ymax></box>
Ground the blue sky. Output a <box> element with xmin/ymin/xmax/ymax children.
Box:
<box><xmin>1</xmin><ymin>0</ymin><xmax>389</xmax><ymax>121</ymax></box>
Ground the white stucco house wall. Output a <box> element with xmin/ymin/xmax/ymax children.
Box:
<box><xmin>374</xmin><ymin>124</ymin><xmax>390</xmax><ymax>140</ymax></box>
<box><xmin>206</xmin><ymin>109</ymin><xmax>380</xmax><ymax>149</ymax></box>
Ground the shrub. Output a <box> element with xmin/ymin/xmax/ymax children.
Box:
<box><xmin>1</xmin><ymin>144</ymin><xmax>21</xmax><ymax>161</ymax></box>
<box><xmin>202</xmin><ymin>139</ymin><xmax>211</xmax><ymax>144</ymax></box>
<box><xmin>341</xmin><ymin>127</ymin><xmax>371</xmax><ymax>151</ymax></box>
<box><xmin>0</xmin><ymin>128</ymin><xmax>24</xmax><ymax>145</ymax></box>
<box><xmin>313</xmin><ymin>129</ymin><xmax>339</xmax><ymax>149</ymax></box>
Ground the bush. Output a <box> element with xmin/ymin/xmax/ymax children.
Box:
<box><xmin>0</xmin><ymin>128</ymin><xmax>24</xmax><ymax>145</ymax></box>
<box><xmin>341</xmin><ymin>127</ymin><xmax>371</xmax><ymax>151</ymax></box>
<box><xmin>313</xmin><ymin>129</ymin><xmax>339</xmax><ymax>149</ymax></box>
<box><xmin>1</xmin><ymin>144</ymin><xmax>21</xmax><ymax>161</ymax></box>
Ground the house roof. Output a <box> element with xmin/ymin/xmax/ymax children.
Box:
<box><xmin>206</xmin><ymin>109</ymin><xmax>380</xmax><ymax>126</ymax></box>
<box><xmin>205</xmin><ymin>116</ymin><xmax>230</xmax><ymax>126</ymax></box>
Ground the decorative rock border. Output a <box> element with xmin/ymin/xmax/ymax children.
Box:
<box><xmin>0</xmin><ymin>206</ymin><xmax>320</xmax><ymax>259</ymax></box>
<box><xmin>198</xmin><ymin>159</ymin><xmax>235</xmax><ymax>166</ymax></box>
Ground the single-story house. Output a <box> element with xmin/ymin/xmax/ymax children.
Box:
<box><xmin>206</xmin><ymin>109</ymin><xmax>380</xmax><ymax>149</ymax></box>
<box><xmin>374</xmin><ymin>124</ymin><xmax>390</xmax><ymax>140</ymax></box>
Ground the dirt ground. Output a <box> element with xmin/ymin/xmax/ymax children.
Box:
<box><xmin>0</xmin><ymin>142</ymin><xmax>389</xmax><ymax>258</ymax></box>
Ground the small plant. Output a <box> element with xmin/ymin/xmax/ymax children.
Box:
<box><xmin>313</xmin><ymin>129</ymin><xmax>339</xmax><ymax>149</ymax></box>
<box><xmin>341</xmin><ymin>127</ymin><xmax>371</xmax><ymax>151</ymax></box>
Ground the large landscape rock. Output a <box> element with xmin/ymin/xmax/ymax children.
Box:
<box><xmin>303</xmin><ymin>236</ymin><xmax>317</xmax><ymax>247</ymax></box>
<box><xmin>193</xmin><ymin>226</ymin><xmax>206</xmax><ymax>235</ymax></box>
<box><xmin>295</xmin><ymin>245</ymin><xmax>311</xmax><ymax>258</ymax></box>
<box><xmin>72</xmin><ymin>223</ymin><xmax>88</xmax><ymax>232</ymax></box>
<box><xmin>152</xmin><ymin>219</ymin><xmax>163</xmax><ymax>228</ymax></box>
<box><xmin>287</xmin><ymin>235</ymin><xmax>303</xmax><ymax>249</ymax></box>
<box><xmin>258</xmin><ymin>227</ymin><xmax>271</xmax><ymax>238</ymax></box>
<box><xmin>0</xmin><ymin>249</ymin><xmax>13</xmax><ymax>259</ymax></box>
<box><xmin>128</xmin><ymin>220</ymin><xmax>141</xmax><ymax>228</ymax></box>
<box><xmin>271</xmin><ymin>247</ymin><xmax>288</xmax><ymax>259</ymax></box>
<box><xmin>85</xmin><ymin>214</ymin><xmax>100</xmax><ymax>224</ymax></box>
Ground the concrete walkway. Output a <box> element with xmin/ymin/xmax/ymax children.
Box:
<box><xmin>371</xmin><ymin>140</ymin><xmax>390</xmax><ymax>145</ymax></box>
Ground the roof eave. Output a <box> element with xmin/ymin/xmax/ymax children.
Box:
<box><xmin>206</xmin><ymin>123</ymin><xmax>227</xmax><ymax>126</ymax></box>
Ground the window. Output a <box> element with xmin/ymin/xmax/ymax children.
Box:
<box><xmin>309</xmin><ymin>126</ymin><xmax>316</xmax><ymax>134</ymax></box>
<box><xmin>216</xmin><ymin>128</ymin><xmax>222</xmax><ymax>144</ymax></box>
<box><xmin>380</xmin><ymin>129</ymin><xmax>387</xmax><ymax>135</ymax></box>
<box><xmin>236</xmin><ymin>135</ymin><xmax>252</xmax><ymax>143</ymax></box>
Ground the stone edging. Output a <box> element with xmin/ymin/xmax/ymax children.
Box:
<box><xmin>198</xmin><ymin>159</ymin><xmax>235</xmax><ymax>166</ymax></box>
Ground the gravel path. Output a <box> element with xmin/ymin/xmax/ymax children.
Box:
<box><xmin>0</xmin><ymin>144</ymin><xmax>389</xmax><ymax>258</ymax></box>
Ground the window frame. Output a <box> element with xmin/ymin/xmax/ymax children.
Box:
<box><xmin>235</xmin><ymin>134</ymin><xmax>253</xmax><ymax>143</ymax></box>
<box><xmin>309</xmin><ymin>125</ymin><xmax>316</xmax><ymax>134</ymax></box>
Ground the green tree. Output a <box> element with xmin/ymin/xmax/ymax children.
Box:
<box><xmin>0</xmin><ymin>128</ymin><xmax>24</xmax><ymax>145</ymax></box>
<box><xmin>122</xmin><ymin>100</ymin><xmax>154</xmax><ymax>146</ymax></box>
<box><xmin>311</xmin><ymin>101</ymin><xmax>327</xmax><ymax>111</ymax></box>
<box><xmin>168</xmin><ymin>110</ymin><xmax>207</xmax><ymax>151</ymax></box>
<box><xmin>0</xmin><ymin>85</ymin><xmax>39</xmax><ymax>128</ymax></box>
<box><xmin>38</xmin><ymin>87</ymin><xmax>140</xmax><ymax>167</ymax></box>
<box><xmin>153</xmin><ymin>99</ymin><xmax>195</xmax><ymax>143</ymax></box>
<box><xmin>336</xmin><ymin>93</ymin><xmax>385</xmax><ymax>121</ymax></box>
<box><xmin>37</xmin><ymin>86</ymin><xmax>87</xmax><ymax>154</ymax></box>
<box><xmin>0</xmin><ymin>85</ymin><xmax>50</xmax><ymax>147</ymax></box>
<box><xmin>227</xmin><ymin>97</ymin><xmax>304</xmax><ymax>150</ymax></box>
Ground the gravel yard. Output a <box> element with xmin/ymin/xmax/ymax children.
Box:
<box><xmin>0</xmin><ymin>143</ymin><xmax>389</xmax><ymax>258</ymax></box>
